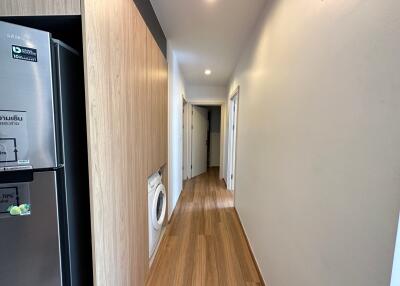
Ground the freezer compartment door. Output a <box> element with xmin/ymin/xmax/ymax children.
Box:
<box><xmin>0</xmin><ymin>21</ymin><xmax>58</xmax><ymax>169</ymax></box>
<box><xmin>0</xmin><ymin>171</ymin><xmax>63</xmax><ymax>286</ymax></box>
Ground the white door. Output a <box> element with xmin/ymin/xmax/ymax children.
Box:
<box><xmin>191</xmin><ymin>106</ymin><xmax>208</xmax><ymax>177</ymax></box>
<box><xmin>227</xmin><ymin>94</ymin><xmax>238</xmax><ymax>191</ymax></box>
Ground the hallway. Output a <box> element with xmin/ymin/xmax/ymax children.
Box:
<box><xmin>146</xmin><ymin>168</ymin><xmax>263</xmax><ymax>285</ymax></box>
<box><xmin>1</xmin><ymin>0</ymin><xmax>399</xmax><ymax>285</ymax></box>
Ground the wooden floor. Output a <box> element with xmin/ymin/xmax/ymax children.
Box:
<box><xmin>146</xmin><ymin>168</ymin><xmax>263</xmax><ymax>286</ymax></box>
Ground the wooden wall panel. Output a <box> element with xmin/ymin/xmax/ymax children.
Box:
<box><xmin>82</xmin><ymin>0</ymin><xmax>168</xmax><ymax>285</ymax></box>
<box><xmin>147</xmin><ymin>32</ymin><xmax>168</xmax><ymax>174</ymax></box>
<box><xmin>147</xmin><ymin>33</ymin><xmax>157</xmax><ymax>174</ymax></box>
<box><xmin>160</xmin><ymin>53</ymin><xmax>168</xmax><ymax>224</ymax></box>
<box><xmin>160</xmin><ymin>51</ymin><xmax>168</xmax><ymax>165</ymax></box>
<box><xmin>0</xmin><ymin>0</ymin><xmax>80</xmax><ymax>16</ymax></box>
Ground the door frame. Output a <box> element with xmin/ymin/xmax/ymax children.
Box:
<box><xmin>391</xmin><ymin>213</ymin><xmax>400</xmax><ymax>286</ymax></box>
<box><xmin>186</xmin><ymin>99</ymin><xmax>225</xmax><ymax>180</ymax></box>
<box><xmin>227</xmin><ymin>86</ymin><xmax>240</xmax><ymax>192</ymax></box>
<box><xmin>182</xmin><ymin>96</ymin><xmax>188</xmax><ymax>181</ymax></box>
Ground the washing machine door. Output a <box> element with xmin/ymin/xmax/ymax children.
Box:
<box><xmin>152</xmin><ymin>183</ymin><xmax>166</xmax><ymax>230</ymax></box>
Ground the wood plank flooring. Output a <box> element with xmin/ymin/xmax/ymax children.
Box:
<box><xmin>146</xmin><ymin>168</ymin><xmax>264</xmax><ymax>286</ymax></box>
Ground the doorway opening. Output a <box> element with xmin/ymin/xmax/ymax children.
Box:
<box><xmin>190</xmin><ymin>105</ymin><xmax>222</xmax><ymax>178</ymax></box>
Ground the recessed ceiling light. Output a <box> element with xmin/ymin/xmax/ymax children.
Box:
<box><xmin>205</xmin><ymin>69</ymin><xmax>212</xmax><ymax>75</ymax></box>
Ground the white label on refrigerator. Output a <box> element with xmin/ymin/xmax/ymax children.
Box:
<box><xmin>0</xmin><ymin>110</ymin><xmax>29</xmax><ymax>165</ymax></box>
<box><xmin>0</xmin><ymin>187</ymin><xmax>18</xmax><ymax>213</ymax></box>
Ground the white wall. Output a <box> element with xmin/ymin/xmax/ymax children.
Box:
<box><xmin>229</xmin><ymin>1</ymin><xmax>400</xmax><ymax>285</ymax></box>
<box><xmin>186</xmin><ymin>84</ymin><xmax>226</xmax><ymax>105</ymax></box>
<box><xmin>208</xmin><ymin>106</ymin><xmax>221</xmax><ymax>167</ymax></box>
<box><xmin>167</xmin><ymin>41</ymin><xmax>186</xmax><ymax>219</ymax></box>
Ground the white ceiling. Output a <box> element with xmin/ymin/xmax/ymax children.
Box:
<box><xmin>150</xmin><ymin>0</ymin><xmax>267</xmax><ymax>85</ymax></box>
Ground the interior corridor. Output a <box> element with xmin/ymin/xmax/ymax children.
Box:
<box><xmin>146</xmin><ymin>168</ymin><xmax>263</xmax><ymax>285</ymax></box>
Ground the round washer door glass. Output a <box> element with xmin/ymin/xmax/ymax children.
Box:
<box><xmin>152</xmin><ymin>184</ymin><xmax>166</xmax><ymax>230</ymax></box>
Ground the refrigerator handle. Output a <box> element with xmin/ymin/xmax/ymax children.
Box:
<box><xmin>0</xmin><ymin>169</ymin><xmax>34</xmax><ymax>184</ymax></box>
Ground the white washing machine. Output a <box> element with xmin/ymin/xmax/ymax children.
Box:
<box><xmin>148</xmin><ymin>171</ymin><xmax>167</xmax><ymax>259</ymax></box>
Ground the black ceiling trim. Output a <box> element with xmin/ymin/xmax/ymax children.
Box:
<box><xmin>133</xmin><ymin>0</ymin><xmax>167</xmax><ymax>58</ymax></box>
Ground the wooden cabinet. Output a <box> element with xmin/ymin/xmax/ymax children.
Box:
<box><xmin>0</xmin><ymin>0</ymin><xmax>80</xmax><ymax>16</ymax></box>
<box><xmin>82</xmin><ymin>0</ymin><xmax>167</xmax><ymax>285</ymax></box>
<box><xmin>0</xmin><ymin>0</ymin><xmax>168</xmax><ymax>284</ymax></box>
<box><xmin>147</xmin><ymin>33</ymin><xmax>168</xmax><ymax>174</ymax></box>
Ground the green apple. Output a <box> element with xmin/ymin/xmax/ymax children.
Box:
<box><xmin>9</xmin><ymin>206</ymin><xmax>21</xmax><ymax>216</ymax></box>
<box><xmin>19</xmin><ymin>204</ymin><xmax>30</xmax><ymax>214</ymax></box>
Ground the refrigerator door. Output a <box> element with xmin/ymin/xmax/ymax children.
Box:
<box><xmin>0</xmin><ymin>21</ymin><xmax>58</xmax><ymax>169</ymax></box>
<box><xmin>53</xmin><ymin>40</ymin><xmax>93</xmax><ymax>286</ymax></box>
<box><xmin>0</xmin><ymin>171</ymin><xmax>63</xmax><ymax>286</ymax></box>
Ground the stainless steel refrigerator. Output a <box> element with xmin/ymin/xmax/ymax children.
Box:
<box><xmin>0</xmin><ymin>21</ymin><xmax>92</xmax><ymax>285</ymax></box>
